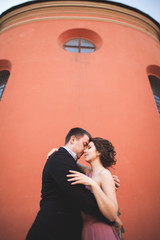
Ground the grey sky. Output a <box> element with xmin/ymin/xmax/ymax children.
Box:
<box><xmin>0</xmin><ymin>0</ymin><xmax>160</xmax><ymax>23</ymax></box>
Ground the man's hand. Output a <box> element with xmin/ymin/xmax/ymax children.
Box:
<box><xmin>112</xmin><ymin>175</ymin><xmax>120</xmax><ymax>191</ymax></box>
<box><xmin>114</xmin><ymin>216</ymin><xmax>123</xmax><ymax>233</ymax></box>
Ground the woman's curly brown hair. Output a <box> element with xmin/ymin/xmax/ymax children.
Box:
<box><xmin>91</xmin><ymin>137</ymin><xmax>117</xmax><ymax>168</ymax></box>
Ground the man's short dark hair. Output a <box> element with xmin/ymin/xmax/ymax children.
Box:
<box><xmin>65</xmin><ymin>127</ymin><xmax>92</xmax><ymax>144</ymax></box>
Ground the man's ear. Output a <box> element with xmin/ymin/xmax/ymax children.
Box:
<box><xmin>70</xmin><ymin>135</ymin><xmax>76</xmax><ymax>144</ymax></box>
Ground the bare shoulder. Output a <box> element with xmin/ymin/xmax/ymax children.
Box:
<box><xmin>100</xmin><ymin>169</ymin><xmax>114</xmax><ymax>183</ymax></box>
<box><xmin>100</xmin><ymin>168</ymin><xmax>112</xmax><ymax>177</ymax></box>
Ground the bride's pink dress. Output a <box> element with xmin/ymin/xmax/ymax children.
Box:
<box><xmin>81</xmin><ymin>211</ymin><xmax>120</xmax><ymax>240</ymax></box>
<box><xmin>81</xmin><ymin>174</ymin><xmax>121</xmax><ymax>240</ymax></box>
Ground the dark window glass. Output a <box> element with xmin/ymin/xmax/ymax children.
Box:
<box><xmin>148</xmin><ymin>75</ymin><xmax>160</xmax><ymax>114</ymax></box>
<box><xmin>0</xmin><ymin>70</ymin><xmax>10</xmax><ymax>101</ymax></box>
<box><xmin>64</xmin><ymin>38</ymin><xmax>95</xmax><ymax>53</ymax></box>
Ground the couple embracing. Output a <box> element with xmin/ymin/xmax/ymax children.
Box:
<box><xmin>26</xmin><ymin>127</ymin><xmax>123</xmax><ymax>240</ymax></box>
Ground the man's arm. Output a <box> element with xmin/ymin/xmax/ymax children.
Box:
<box><xmin>48</xmin><ymin>151</ymin><xmax>114</xmax><ymax>225</ymax></box>
<box><xmin>47</xmin><ymin>147</ymin><xmax>120</xmax><ymax>190</ymax></box>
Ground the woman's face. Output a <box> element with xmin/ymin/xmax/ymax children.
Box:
<box><xmin>84</xmin><ymin>141</ymin><xmax>99</xmax><ymax>163</ymax></box>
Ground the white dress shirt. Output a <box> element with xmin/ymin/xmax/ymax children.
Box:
<box><xmin>62</xmin><ymin>146</ymin><xmax>77</xmax><ymax>161</ymax></box>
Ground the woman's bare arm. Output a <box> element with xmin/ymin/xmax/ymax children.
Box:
<box><xmin>47</xmin><ymin>148</ymin><xmax>58</xmax><ymax>159</ymax></box>
<box><xmin>67</xmin><ymin>170</ymin><xmax>118</xmax><ymax>222</ymax></box>
<box><xmin>47</xmin><ymin>148</ymin><xmax>92</xmax><ymax>175</ymax></box>
<box><xmin>76</xmin><ymin>162</ymin><xmax>91</xmax><ymax>175</ymax></box>
<box><xmin>91</xmin><ymin>170</ymin><xmax>118</xmax><ymax>221</ymax></box>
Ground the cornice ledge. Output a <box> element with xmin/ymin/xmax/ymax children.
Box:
<box><xmin>0</xmin><ymin>1</ymin><xmax>159</xmax><ymax>42</ymax></box>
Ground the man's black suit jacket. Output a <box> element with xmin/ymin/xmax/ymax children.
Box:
<box><xmin>26</xmin><ymin>147</ymin><xmax>113</xmax><ymax>240</ymax></box>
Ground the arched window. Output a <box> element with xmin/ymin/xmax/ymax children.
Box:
<box><xmin>148</xmin><ymin>75</ymin><xmax>160</xmax><ymax>114</ymax></box>
<box><xmin>64</xmin><ymin>38</ymin><xmax>96</xmax><ymax>53</ymax></box>
<box><xmin>0</xmin><ymin>70</ymin><xmax>10</xmax><ymax>101</ymax></box>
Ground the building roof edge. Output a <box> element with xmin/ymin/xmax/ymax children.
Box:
<box><xmin>0</xmin><ymin>0</ymin><xmax>159</xmax><ymax>28</ymax></box>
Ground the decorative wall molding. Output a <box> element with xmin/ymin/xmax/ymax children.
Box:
<box><xmin>0</xmin><ymin>1</ymin><xmax>159</xmax><ymax>42</ymax></box>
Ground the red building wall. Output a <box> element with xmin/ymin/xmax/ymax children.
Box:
<box><xmin>0</xmin><ymin>1</ymin><xmax>160</xmax><ymax>239</ymax></box>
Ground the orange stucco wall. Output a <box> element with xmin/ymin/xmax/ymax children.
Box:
<box><xmin>0</xmin><ymin>3</ymin><xmax>160</xmax><ymax>240</ymax></box>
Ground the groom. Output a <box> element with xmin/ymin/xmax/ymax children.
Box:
<box><xmin>26</xmin><ymin>127</ymin><xmax>119</xmax><ymax>240</ymax></box>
